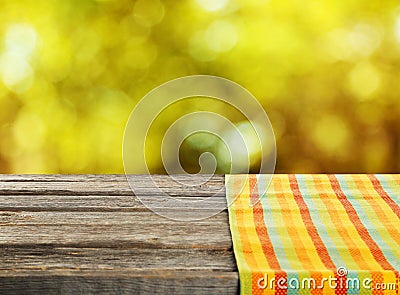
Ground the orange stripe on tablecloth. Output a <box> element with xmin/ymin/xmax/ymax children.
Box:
<box><xmin>328</xmin><ymin>175</ymin><xmax>396</xmax><ymax>271</ymax></box>
<box><xmin>313</xmin><ymin>175</ymin><xmax>374</xmax><ymax>270</ymax></box>
<box><xmin>233</xmin><ymin>177</ymin><xmax>260</xmax><ymax>274</ymax></box>
<box><xmin>368</xmin><ymin>175</ymin><xmax>400</xmax><ymax>219</ymax></box>
<box><xmin>249</xmin><ymin>175</ymin><xmax>283</xmax><ymax>295</ymax></box>
<box><xmin>275</xmin><ymin>176</ymin><xmax>317</xmax><ymax>270</ymax></box>
<box><xmin>234</xmin><ymin>176</ymin><xmax>273</xmax><ymax>294</ymax></box>
<box><xmin>287</xmin><ymin>175</ymin><xmax>331</xmax><ymax>295</ymax></box>
<box><xmin>288</xmin><ymin>174</ymin><xmax>336</xmax><ymax>270</ymax></box>
<box><xmin>249</xmin><ymin>175</ymin><xmax>282</xmax><ymax>270</ymax></box>
<box><xmin>353</xmin><ymin>175</ymin><xmax>400</xmax><ymax>245</ymax></box>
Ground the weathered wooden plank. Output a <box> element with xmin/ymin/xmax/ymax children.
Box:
<box><xmin>0</xmin><ymin>247</ymin><xmax>235</xmax><ymax>271</ymax></box>
<box><xmin>0</xmin><ymin>271</ymin><xmax>239</xmax><ymax>295</ymax></box>
<box><xmin>0</xmin><ymin>195</ymin><xmax>142</xmax><ymax>212</ymax></box>
<box><xmin>0</xmin><ymin>195</ymin><xmax>227</xmax><ymax>212</ymax></box>
<box><xmin>0</xmin><ymin>213</ymin><xmax>232</xmax><ymax>249</ymax></box>
<box><xmin>0</xmin><ymin>211</ymin><xmax>229</xmax><ymax>226</ymax></box>
<box><xmin>0</xmin><ymin>175</ymin><xmax>225</xmax><ymax>196</ymax></box>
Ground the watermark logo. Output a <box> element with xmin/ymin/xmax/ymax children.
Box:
<box><xmin>336</xmin><ymin>266</ymin><xmax>347</xmax><ymax>277</ymax></box>
<box><xmin>123</xmin><ymin>75</ymin><xmax>276</xmax><ymax>220</ymax></box>
<box><xmin>257</xmin><ymin>267</ymin><xmax>398</xmax><ymax>291</ymax></box>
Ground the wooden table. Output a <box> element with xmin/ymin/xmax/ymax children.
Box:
<box><xmin>0</xmin><ymin>175</ymin><xmax>238</xmax><ymax>294</ymax></box>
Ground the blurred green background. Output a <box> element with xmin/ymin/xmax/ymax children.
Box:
<box><xmin>0</xmin><ymin>0</ymin><xmax>399</xmax><ymax>174</ymax></box>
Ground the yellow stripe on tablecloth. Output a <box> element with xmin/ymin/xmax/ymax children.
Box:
<box><xmin>313</xmin><ymin>175</ymin><xmax>385</xmax><ymax>271</ymax></box>
<box><xmin>303</xmin><ymin>176</ymin><xmax>366</xmax><ymax>270</ymax></box>
<box><xmin>232</xmin><ymin>175</ymin><xmax>276</xmax><ymax>295</ymax></box>
<box><xmin>354</xmin><ymin>175</ymin><xmax>400</xmax><ymax>236</ymax></box>
<box><xmin>226</xmin><ymin>175</ymin><xmax>253</xmax><ymax>294</ymax></box>
<box><xmin>350</xmin><ymin>175</ymin><xmax>400</xmax><ymax>262</ymax></box>
<box><xmin>384</xmin><ymin>175</ymin><xmax>400</xmax><ymax>198</ymax></box>
<box><xmin>239</xmin><ymin>177</ymin><xmax>272</xmax><ymax>271</ymax></box>
<box><xmin>266</xmin><ymin>176</ymin><xmax>307</xmax><ymax>270</ymax></box>
<box><xmin>267</xmin><ymin>176</ymin><xmax>333</xmax><ymax>295</ymax></box>
<box><xmin>276</xmin><ymin>175</ymin><xmax>326</xmax><ymax>270</ymax></box>
<box><xmin>269</xmin><ymin>176</ymin><xmax>317</xmax><ymax>295</ymax></box>
<box><xmin>297</xmin><ymin>178</ymin><xmax>338</xmax><ymax>295</ymax></box>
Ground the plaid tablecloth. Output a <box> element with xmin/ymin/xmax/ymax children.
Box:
<box><xmin>226</xmin><ymin>174</ymin><xmax>399</xmax><ymax>295</ymax></box>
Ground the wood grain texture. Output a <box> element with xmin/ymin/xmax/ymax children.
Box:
<box><xmin>0</xmin><ymin>174</ymin><xmax>225</xmax><ymax>196</ymax></box>
<box><xmin>0</xmin><ymin>175</ymin><xmax>238</xmax><ymax>294</ymax></box>
<box><xmin>0</xmin><ymin>271</ymin><xmax>238</xmax><ymax>295</ymax></box>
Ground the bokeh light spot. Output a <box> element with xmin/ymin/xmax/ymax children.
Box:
<box><xmin>5</xmin><ymin>23</ymin><xmax>37</xmax><ymax>59</ymax></box>
<box><xmin>133</xmin><ymin>0</ymin><xmax>165</xmax><ymax>27</ymax></box>
<box><xmin>348</xmin><ymin>61</ymin><xmax>381</xmax><ymax>100</ymax></box>
<box><xmin>395</xmin><ymin>15</ymin><xmax>400</xmax><ymax>42</ymax></box>
<box><xmin>38</xmin><ymin>31</ymin><xmax>72</xmax><ymax>82</ymax></box>
<box><xmin>195</xmin><ymin>0</ymin><xmax>229</xmax><ymax>12</ymax></box>
<box><xmin>311</xmin><ymin>115</ymin><xmax>350</xmax><ymax>156</ymax></box>
<box><xmin>205</xmin><ymin>20</ymin><xmax>238</xmax><ymax>53</ymax></box>
<box><xmin>319</xmin><ymin>28</ymin><xmax>351</xmax><ymax>61</ymax></box>
<box><xmin>348</xmin><ymin>23</ymin><xmax>381</xmax><ymax>57</ymax></box>
<box><xmin>0</xmin><ymin>52</ymin><xmax>34</xmax><ymax>93</ymax></box>
<box><xmin>188</xmin><ymin>31</ymin><xmax>217</xmax><ymax>62</ymax></box>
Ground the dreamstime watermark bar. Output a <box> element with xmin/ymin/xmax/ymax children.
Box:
<box><xmin>257</xmin><ymin>267</ymin><xmax>399</xmax><ymax>291</ymax></box>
